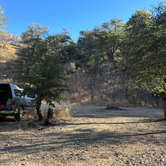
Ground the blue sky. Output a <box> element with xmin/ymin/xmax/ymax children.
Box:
<box><xmin>0</xmin><ymin>0</ymin><xmax>160</xmax><ymax>41</ymax></box>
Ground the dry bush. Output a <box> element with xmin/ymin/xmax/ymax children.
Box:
<box><xmin>23</xmin><ymin>105</ymin><xmax>51</xmax><ymax>120</ymax></box>
<box><xmin>21</xmin><ymin>104</ymin><xmax>72</xmax><ymax>128</ymax></box>
<box><xmin>19</xmin><ymin>109</ymin><xmax>38</xmax><ymax>130</ymax></box>
<box><xmin>54</xmin><ymin>105</ymin><xmax>72</xmax><ymax>120</ymax></box>
<box><xmin>23</xmin><ymin>109</ymin><xmax>37</xmax><ymax>120</ymax></box>
<box><xmin>40</xmin><ymin>104</ymin><xmax>72</xmax><ymax>120</ymax></box>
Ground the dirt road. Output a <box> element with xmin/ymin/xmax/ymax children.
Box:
<box><xmin>0</xmin><ymin>106</ymin><xmax>166</xmax><ymax>166</ymax></box>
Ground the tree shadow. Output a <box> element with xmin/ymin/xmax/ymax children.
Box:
<box><xmin>1</xmin><ymin>125</ymin><xmax>166</xmax><ymax>156</ymax></box>
<box><xmin>0</xmin><ymin>115</ymin><xmax>166</xmax><ymax>166</ymax></box>
<box><xmin>0</xmin><ymin>116</ymin><xmax>16</xmax><ymax>122</ymax></box>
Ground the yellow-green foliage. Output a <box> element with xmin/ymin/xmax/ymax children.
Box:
<box><xmin>67</xmin><ymin>62</ymin><xmax>76</xmax><ymax>73</ymax></box>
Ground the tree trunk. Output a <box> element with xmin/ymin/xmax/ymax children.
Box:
<box><xmin>161</xmin><ymin>92</ymin><xmax>166</xmax><ymax>119</ymax></box>
<box><xmin>36</xmin><ymin>101</ymin><xmax>42</xmax><ymax>121</ymax></box>
<box><xmin>107</xmin><ymin>48</ymin><xmax>113</xmax><ymax>62</ymax></box>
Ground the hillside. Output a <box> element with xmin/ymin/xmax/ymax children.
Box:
<box><xmin>0</xmin><ymin>44</ymin><xmax>22</xmax><ymax>83</ymax></box>
<box><xmin>62</xmin><ymin>62</ymin><xmax>162</xmax><ymax>108</ymax></box>
<box><xmin>0</xmin><ymin>44</ymin><xmax>162</xmax><ymax>108</ymax></box>
<box><xmin>0</xmin><ymin>43</ymin><xmax>22</xmax><ymax>61</ymax></box>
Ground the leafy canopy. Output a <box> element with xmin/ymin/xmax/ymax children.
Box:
<box><xmin>93</xmin><ymin>18</ymin><xmax>125</xmax><ymax>62</ymax></box>
<box><xmin>120</xmin><ymin>2</ymin><xmax>166</xmax><ymax>93</ymax></box>
<box><xmin>76</xmin><ymin>18</ymin><xmax>125</xmax><ymax>73</ymax></box>
<box><xmin>0</xmin><ymin>6</ymin><xmax>10</xmax><ymax>29</ymax></box>
<box><xmin>15</xmin><ymin>23</ymin><xmax>69</xmax><ymax>106</ymax></box>
<box><xmin>0</xmin><ymin>6</ymin><xmax>10</xmax><ymax>49</ymax></box>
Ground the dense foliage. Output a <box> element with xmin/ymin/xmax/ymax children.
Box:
<box><xmin>15</xmin><ymin>24</ymin><xmax>70</xmax><ymax>120</ymax></box>
<box><xmin>119</xmin><ymin>2</ymin><xmax>166</xmax><ymax>118</ymax></box>
<box><xmin>77</xmin><ymin>18</ymin><xmax>125</xmax><ymax>72</ymax></box>
<box><xmin>0</xmin><ymin>6</ymin><xmax>9</xmax><ymax>30</ymax></box>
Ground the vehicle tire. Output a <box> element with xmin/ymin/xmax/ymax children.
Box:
<box><xmin>14</xmin><ymin>107</ymin><xmax>23</xmax><ymax>122</ymax></box>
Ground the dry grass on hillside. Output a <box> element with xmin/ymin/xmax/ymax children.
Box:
<box><xmin>0</xmin><ymin>44</ymin><xmax>22</xmax><ymax>61</ymax></box>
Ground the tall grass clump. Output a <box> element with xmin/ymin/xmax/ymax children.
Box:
<box><xmin>40</xmin><ymin>104</ymin><xmax>72</xmax><ymax>121</ymax></box>
<box><xmin>54</xmin><ymin>105</ymin><xmax>72</xmax><ymax>120</ymax></box>
<box><xmin>23</xmin><ymin>109</ymin><xmax>37</xmax><ymax>120</ymax></box>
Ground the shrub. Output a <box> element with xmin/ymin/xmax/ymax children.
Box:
<box><xmin>86</xmin><ymin>55</ymin><xmax>99</xmax><ymax>73</ymax></box>
<box><xmin>67</xmin><ymin>62</ymin><xmax>76</xmax><ymax>73</ymax></box>
<box><xmin>54</xmin><ymin>105</ymin><xmax>72</xmax><ymax>120</ymax></box>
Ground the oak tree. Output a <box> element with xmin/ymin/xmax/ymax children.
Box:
<box><xmin>120</xmin><ymin>3</ymin><xmax>166</xmax><ymax>118</ymax></box>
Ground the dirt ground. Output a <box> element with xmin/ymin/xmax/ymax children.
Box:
<box><xmin>0</xmin><ymin>106</ymin><xmax>166</xmax><ymax>166</ymax></box>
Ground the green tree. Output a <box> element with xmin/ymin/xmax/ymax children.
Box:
<box><xmin>0</xmin><ymin>6</ymin><xmax>9</xmax><ymax>29</ymax></box>
<box><xmin>47</xmin><ymin>28</ymin><xmax>77</xmax><ymax>63</ymax></box>
<box><xmin>93</xmin><ymin>18</ymin><xmax>125</xmax><ymax>62</ymax></box>
<box><xmin>15</xmin><ymin>23</ymin><xmax>69</xmax><ymax>120</ymax></box>
<box><xmin>76</xmin><ymin>18</ymin><xmax>125</xmax><ymax>73</ymax></box>
<box><xmin>120</xmin><ymin>3</ymin><xmax>166</xmax><ymax>118</ymax></box>
<box><xmin>0</xmin><ymin>6</ymin><xmax>10</xmax><ymax>49</ymax></box>
<box><xmin>77</xmin><ymin>30</ymin><xmax>99</xmax><ymax>72</ymax></box>
<box><xmin>77</xmin><ymin>30</ymin><xmax>97</xmax><ymax>60</ymax></box>
<box><xmin>10</xmin><ymin>33</ymin><xmax>20</xmax><ymax>44</ymax></box>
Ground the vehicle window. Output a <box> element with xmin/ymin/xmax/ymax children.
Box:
<box><xmin>14</xmin><ymin>89</ymin><xmax>21</xmax><ymax>96</ymax></box>
<box><xmin>27</xmin><ymin>94</ymin><xmax>36</xmax><ymax>98</ymax></box>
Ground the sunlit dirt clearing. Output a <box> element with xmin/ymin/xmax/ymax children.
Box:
<box><xmin>0</xmin><ymin>106</ymin><xmax>165</xmax><ymax>166</ymax></box>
